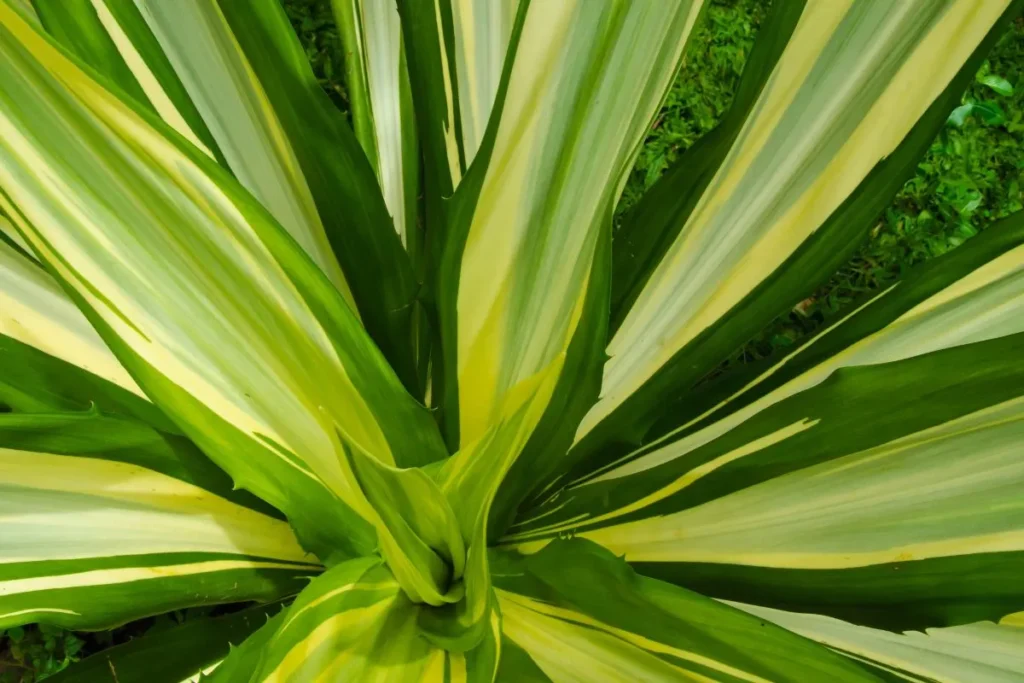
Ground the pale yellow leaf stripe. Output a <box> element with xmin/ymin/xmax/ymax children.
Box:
<box><xmin>259</xmin><ymin>597</ymin><xmax>426</xmax><ymax>682</ymax></box>
<box><xmin>585</xmin><ymin>241</ymin><xmax>1024</xmax><ymax>487</ymax></box>
<box><xmin>0</xmin><ymin>238</ymin><xmax>142</xmax><ymax>397</ymax></box>
<box><xmin>449</xmin><ymin>0</ymin><xmax>518</xmax><ymax>164</ymax></box>
<box><xmin>131</xmin><ymin>0</ymin><xmax>356</xmax><ymax>306</ymax></box>
<box><xmin>507</xmin><ymin>419</ymin><xmax>819</xmax><ymax>543</ymax></box>
<box><xmin>1</xmin><ymin>450</ymin><xmax>316</xmax><ymax>564</ymax></box>
<box><xmin>88</xmin><ymin>0</ymin><xmax>215</xmax><ymax>157</ymax></box>
<box><xmin>582</xmin><ymin>0</ymin><xmax>1012</xmax><ymax>439</ymax></box>
<box><xmin>571</xmin><ymin>396</ymin><xmax>1024</xmax><ymax>568</ymax></box>
<box><xmin>498</xmin><ymin>590</ymin><xmax>767</xmax><ymax>683</ymax></box>
<box><xmin>456</xmin><ymin>0</ymin><xmax>704</xmax><ymax>443</ymax></box>
<box><xmin>0</xmin><ymin>561</ymin><xmax>317</xmax><ymax>599</ymax></box>
<box><xmin>354</xmin><ymin>0</ymin><xmax>411</xmax><ymax>243</ymax></box>
<box><xmin>731</xmin><ymin>602</ymin><xmax>1024</xmax><ymax>683</ymax></box>
<box><xmin>0</xmin><ymin>608</ymin><xmax>79</xmax><ymax>623</ymax></box>
<box><xmin>278</xmin><ymin>578</ymin><xmax>398</xmax><ymax>632</ymax></box>
<box><xmin>0</xmin><ymin>2</ymin><xmax>393</xmax><ymax>509</ymax></box>
<box><xmin>433</xmin><ymin>0</ymin><xmax>463</xmax><ymax>187</ymax></box>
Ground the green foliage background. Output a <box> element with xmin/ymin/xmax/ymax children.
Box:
<box><xmin>3</xmin><ymin>0</ymin><xmax>1023</xmax><ymax>679</ymax></box>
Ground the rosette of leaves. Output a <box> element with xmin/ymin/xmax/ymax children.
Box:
<box><xmin>1</xmin><ymin>0</ymin><xmax>1023</xmax><ymax>681</ymax></box>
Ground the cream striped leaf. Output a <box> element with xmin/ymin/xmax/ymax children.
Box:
<box><xmin>0</xmin><ymin>446</ymin><xmax>318</xmax><ymax>630</ymax></box>
<box><xmin>731</xmin><ymin>603</ymin><xmax>1024</xmax><ymax>683</ymax></box>
<box><xmin>580</xmin><ymin>0</ymin><xmax>1014</xmax><ymax>441</ymax></box>
<box><xmin>0</xmin><ymin>237</ymin><xmax>141</xmax><ymax>401</ymax></box>
<box><xmin>244</xmin><ymin>557</ymin><xmax>498</xmax><ymax>683</ymax></box>
<box><xmin>586</xmin><ymin>217</ymin><xmax>1024</xmax><ymax>486</ymax></box>
<box><xmin>511</xmin><ymin>214</ymin><xmax>1024</xmax><ymax>546</ymax></box>
<box><xmin>448</xmin><ymin>0</ymin><xmax>705</xmax><ymax>446</ymax></box>
<box><xmin>0</xmin><ymin>4</ymin><xmax>446</xmax><ymax>560</ymax></box>
<box><xmin>333</xmin><ymin>0</ymin><xmax>418</xmax><ymax>250</ymax></box>
<box><xmin>492</xmin><ymin>539</ymin><xmax>878</xmax><ymax>682</ymax></box>
<box><xmin>396</xmin><ymin>0</ymin><xmax>520</xmax><ymax>187</ymax></box>
<box><xmin>32</xmin><ymin>0</ymin><xmax>223</xmax><ymax>162</ymax></box>
<box><xmin>447</xmin><ymin>0</ymin><xmax>519</xmax><ymax>166</ymax></box>
<box><xmin>127</xmin><ymin>0</ymin><xmax>354</xmax><ymax>304</ymax></box>
<box><xmin>0</xmin><ymin>238</ymin><xmax>172</xmax><ymax>429</ymax></box>
<box><xmin>593</xmin><ymin>394</ymin><xmax>1024</xmax><ymax>568</ymax></box>
<box><xmin>506</xmin><ymin>329</ymin><xmax>1024</xmax><ymax>629</ymax></box>
<box><xmin>32</xmin><ymin>0</ymin><xmax>428</xmax><ymax>390</ymax></box>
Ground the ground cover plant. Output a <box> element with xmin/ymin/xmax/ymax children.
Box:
<box><xmin>1</xmin><ymin>0</ymin><xmax>1024</xmax><ymax>680</ymax></box>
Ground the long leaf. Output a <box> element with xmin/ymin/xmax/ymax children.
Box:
<box><xmin>332</xmin><ymin>0</ymin><xmax>419</xmax><ymax>253</ymax></box>
<box><xmin>541</xmin><ymin>207</ymin><xmax>1024</xmax><ymax>499</ymax></box>
<box><xmin>509</xmin><ymin>331</ymin><xmax>1024</xmax><ymax>630</ymax></box>
<box><xmin>492</xmin><ymin>539</ymin><xmax>879</xmax><ymax>682</ymax></box>
<box><xmin>0</xmin><ymin>4</ymin><xmax>446</xmax><ymax>561</ymax></box>
<box><xmin>0</xmin><ymin>416</ymin><xmax>318</xmax><ymax>630</ymax></box>
<box><xmin>216</xmin><ymin>0</ymin><xmax>426</xmax><ymax>393</ymax></box>
<box><xmin>439</xmin><ymin>0</ymin><xmax>706</xmax><ymax>448</ymax></box>
<box><xmin>32</xmin><ymin>0</ymin><xmax>426</xmax><ymax>392</ymax></box>
<box><xmin>732</xmin><ymin>603</ymin><xmax>1024</xmax><ymax>682</ymax></box>
<box><xmin>576</xmin><ymin>0</ymin><xmax>1020</xmax><ymax>455</ymax></box>
<box><xmin>0</xmin><ymin>239</ymin><xmax>141</xmax><ymax>406</ymax></box>
<box><xmin>244</xmin><ymin>558</ymin><xmax>492</xmax><ymax>682</ymax></box>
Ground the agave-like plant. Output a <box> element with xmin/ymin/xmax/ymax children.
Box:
<box><xmin>1</xmin><ymin>0</ymin><xmax>1023</xmax><ymax>680</ymax></box>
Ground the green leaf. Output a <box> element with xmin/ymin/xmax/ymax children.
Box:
<box><xmin>510</xmin><ymin>333</ymin><xmax>1024</xmax><ymax>630</ymax></box>
<box><xmin>492</xmin><ymin>539</ymin><xmax>879</xmax><ymax>682</ymax></box>
<box><xmin>0</xmin><ymin>239</ymin><xmax>174</xmax><ymax>430</ymax></box>
<box><xmin>31</xmin><ymin>0</ymin><xmax>223</xmax><ymax>163</ymax></box>
<box><xmin>440</xmin><ymin>0</ymin><xmax>707</xmax><ymax>448</ymax></box>
<box><xmin>0</xmin><ymin>409</ymin><xmax>274</xmax><ymax>515</ymax></box>
<box><xmin>573</xmin><ymin>0</ymin><xmax>1023</xmax><ymax>464</ymax></box>
<box><xmin>202</xmin><ymin>607</ymin><xmax>284</xmax><ymax>683</ymax></box>
<box><xmin>331</xmin><ymin>0</ymin><xmax>420</xmax><ymax>255</ymax></box>
<box><xmin>215</xmin><ymin>0</ymin><xmax>427</xmax><ymax>394</ymax></box>
<box><xmin>548</xmin><ymin>208</ymin><xmax>1024</xmax><ymax>495</ymax></box>
<box><xmin>105</xmin><ymin>0</ymin><xmax>355</xmax><ymax>304</ymax></box>
<box><xmin>46</xmin><ymin>603</ymin><xmax>282</xmax><ymax>683</ymax></box>
<box><xmin>334</xmin><ymin>432</ymin><xmax>465</xmax><ymax>607</ymax></box>
<box><xmin>33</xmin><ymin>0</ymin><xmax>426</xmax><ymax>394</ymax></box>
<box><xmin>609</xmin><ymin>0</ymin><xmax>807</xmax><ymax>330</ymax></box>
<box><xmin>249</xmin><ymin>558</ymin><xmax>442</xmax><ymax>681</ymax></box>
<box><xmin>0</xmin><ymin>4</ymin><xmax>447</xmax><ymax>560</ymax></box>
<box><xmin>733</xmin><ymin>603</ymin><xmax>1024</xmax><ymax>682</ymax></box>
<box><xmin>418</xmin><ymin>356</ymin><xmax>562</xmax><ymax>652</ymax></box>
<box><xmin>488</xmin><ymin>224</ymin><xmax>612</xmax><ymax>538</ymax></box>
<box><xmin>978</xmin><ymin>72</ymin><xmax>1014</xmax><ymax>95</ymax></box>
<box><xmin>949</xmin><ymin>100</ymin><xmax>1008</xmax><ymax>128</ymax></box>
<box><xmin>0</xmin><ymin>416</ymin><xmax>318</xmax><ymax>631</ymax></box>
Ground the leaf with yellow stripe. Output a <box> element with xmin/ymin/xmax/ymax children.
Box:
<box><xmin>0</xmin><ymin>236</ymin><xmax>173</xmax><ymax>428</ymax></box>
<box><xmin>492</xmin><ymin>539</ymin><xmax>879</xmax><ymax>682</ymax></box>
<box><xmin>332</xmin><ymin>0</ymin><xmax>419</xmax><ymax>254</ymax></box>
<box><xmin>0</xmin><ymin>413</ymin><xmax>319</xmax><ymax>631</ymax></box>
<box><xmin>576</xmin><ymin>0</ymin><xmax>1023</xmax><ymax>461</ymax></box>
<box><xmin>437</xmin><ymin>0</ymin><xmax>708</xmax><ymax>448</ymax></box>
<box><xmin>0</xmin><ymin>3</ymin><xmax>446</xmax><ymax>561</ymax></box>
<box><xmin>508</xmin><ymin>328</ymin><xmax>1024</xmax><ymax>629</ymax></box>
<box><xmin>241</xmin><ymin>557</ymin><xmax>497</xmax><ymax>683</ymax></box>
<box><xmin>32</xmin><ymin>0</ymin><xmax>426</xmax><ymax>392</ymax></box>
<box><xmin>731</xmin><ymin>603</ymin><xmax>1024</xmax><ymax>683</ymax></box>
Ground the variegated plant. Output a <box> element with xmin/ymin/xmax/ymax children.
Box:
<box><xmin>1</xmin><ymin>0</ymin><xmax>1023</xmax><ymax>680</ymax></box>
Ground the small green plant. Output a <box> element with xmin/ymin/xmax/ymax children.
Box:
<box><xmin>1</xmin><ymin>0</ymin><xmax>1023</xmax><ymax>681</ymax></box>
<box><xmin>0</xmin><ymin>626</ymin><xmax>83</xmax><ymax>682</ymax></box>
